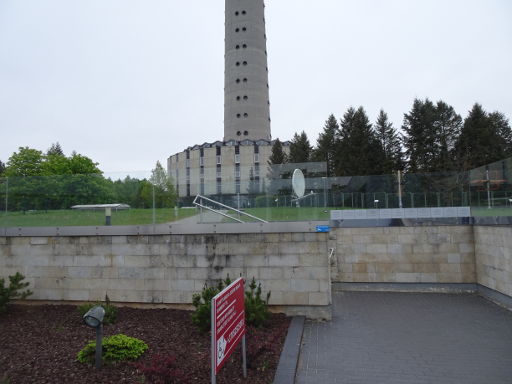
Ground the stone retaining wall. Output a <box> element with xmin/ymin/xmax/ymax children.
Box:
<box><xmin>0</xmin><ymin>233</ymin><xmax>330</xmax><ymax>319</ymax></box>
<box><xmin>331</xmin><ymin>226</ymin><xmax>476</xmax><ymax>284</ymax></box>
<box><xmin>474</xmin><ymin>226</ymin><xmax>512</xmax><ymax>297</ymax></box>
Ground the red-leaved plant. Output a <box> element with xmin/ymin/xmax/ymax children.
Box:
<box><xmin>133</xmin><ymin>355</ymin><xmax>190</xmax><ymax>384</ymax></box>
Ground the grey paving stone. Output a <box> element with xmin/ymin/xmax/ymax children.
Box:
<box><xmin>295</xmin><ymin>291</ymin><xmax>512</xmax><ymax>384</ymax></box>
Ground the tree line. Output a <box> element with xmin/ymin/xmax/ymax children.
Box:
<box><xmin>0</xmin><ymin>144</ymin><xmax>176</xmax><ymax>211</ymax></box>
<box><xmin>269</xmin><ymin>100</ymin><xmax>512</xmax><ymax>176</ymax></box>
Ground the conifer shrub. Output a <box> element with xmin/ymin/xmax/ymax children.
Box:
<box><xmin>77</xmin><ymin>294</ymin><xmax>118</xmax><ymax>325</ymax></box>
<box><xmin>0</xmin><ymin>272</ymin><xmax>33</xmax><ymax>314</ymax></box>
<box><xmin>191</xmin><ymin>276</ymin><xmax>271</xmax><ymax>332</ymax></box>
<box><xmin>191</xmin><ymin>275</ymin><xmax>232</xmax><ymax>333</ymax></box>
<box><xmin>77</xmin><ymin>334</ymin><xmax>148</xmax><ymax>365</ymax></box>
<box><xmin>245</xmin><ymin>277</ymin><xmax>271</xmax><ymax>328</ymax></box>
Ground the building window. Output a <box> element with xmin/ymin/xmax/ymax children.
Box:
<box><xmin>236</xmin><ymin>79</ymin><xmax>241</xmax><ymax>84</ymax></box>
<box><xmin>235</xmin><ymin>180</ymin><xmax>241</xmax><ymax>194</ymax></box>
<box><xmin>242</xmin><ymin>27</ymin><xmax>247</xmax><ymax>31</ymax></box>
<box><xmin>243</xmin><ymin>113</ymin><xmax>248</xmax><ymax>118</ymax></box>
<box><xmin>243</xmin><ymin>61</ymin><xmax>247</xmax><ymax>66</ymax></box>
<box><xmin>235</xmin><ymin>28</ymin><xmax>240</xmax><ymax>32</ymax></box>
<box><xmin>186</xmin><ymin>183</ymin><xmax>191</xmax><ymax>197</ymax></box>
<box><xmin>200</xmin><ymin>167</ymin><xmax>204</xmax><ymax>176</ymax></box>
<box><xmin>255</xmin><ymin>164</ymin><xmax>260</xmax><ymax>176</ymax></box>
<box><xmin>235</xmin><ymin>154</ymin><xmax>240</xmax><ymax>164</ymax></box>
<box><xmin>242</xmin><ymin>10</ymin><xmax>246</xmax><ymax>15</ymax></box>
<box><xmin>216</xmin><ymin>180</ymin><xmax>222</xmax><ymax>195</ymax></box>
<box><xmin>244</xmin><ymin>130</ymin><xmax>248</xmax><ymax>136</ymax></box>
<box><xmin>200</xmin><ymin>180</ymin><xmax>205</xmax><ymax>195</ymax></box>
<box><xmin>185</xmin><ymin>159</ymin><xmax>190</xmax><ymax>168</ymax></box>
<box><xmin>236</xmin><ymin>62</ymin><xmax>240</xmax><ymax>66</ymax></box>
<box><xmin>243</xmin><ymin>44</ymin><xmax>247</xmax><ymax>49</ymax></box>
<box><xmin>236</xmin><ymin>45</ymin><xmax>240</xmax><ymax>50</ymax></box>
<box><xmin>216</xmin><ymin>165</ymin><xmax>222</xmax><ymax>178</ymax></box>
<box><xmin>254</xmin><ymin>153</ymin><xmax>260</xmax><ymax>163</ymax></box>
<box><xmin>236</xmin><ymin>96</ymin><xmax>241</xmax><ymax>101</ymax></box>
<box><xmin>216</xmin><ymin>155</ymin><xmax>222</xmax><ymax>165</ymax></box>
<box><xmin>235</xmin><ymin>11</ymin><xmax>239</xmax><ymax>16</ymax></box>
<box><xmin>243</xmin><ymin>78</ymin><xmax>248</xmax><ymax>83</ymax></box>
<box><xmin>243</xmin><ymin>95</ymin><xmax>248</xmax><ymax>100</ymax></box>
<box><xmin>186</xmin><ymin>167</ymin><xmax>190</xmax><ymax>177</ymax></box>
<box><xmin>199</xmin><ymin>157</ymin><xmax>204</xmax><ymax>166</ymax></box>
<box><xmin>237</xmin><ymin>114</ymin><xmax>241</xmax><ymax>118</ymax></box>
<box><xmin>237</xmin><ymin>131</ymin><xmax>241</xmax><ymax>136</ymax></box>
<box><xmin>235</xmin><ymin>164</ymin><xmax>241</xmax><ymax>178</ymax></box>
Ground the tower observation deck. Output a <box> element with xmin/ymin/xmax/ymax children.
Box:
<box><xmin>224</xmin><ymin>0</ymin><xmax>271</xmax><ymax>142</ymax></box>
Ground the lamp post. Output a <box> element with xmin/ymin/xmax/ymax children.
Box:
<box><xmin>83</xmin><ymin>306</ymin><xmax>105</xmax><ymax>369</ymax></box>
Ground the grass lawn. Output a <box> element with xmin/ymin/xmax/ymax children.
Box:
<box><xmin>226</xmin><ymin>206</ymin><xmax>336</xmax><ymax>222</ymax></box>
<box><xmin>0</xmin><ymin>208</ymin><xmax>198</xmax><ymax>227</ymax></box>
<box><xmin>471</xmin><ymin>206</ymin><xmax>512</xmax><ymax>217</ymax></box>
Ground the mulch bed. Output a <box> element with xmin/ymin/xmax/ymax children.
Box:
<box><xmin>0</xmin><ymin>304</ymin><xmax>290</xmax><ymax>384</ymax></box>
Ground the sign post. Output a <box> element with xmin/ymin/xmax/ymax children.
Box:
<box><xmin>211</xmin><ymin>277</ymin><xmax>246</xmax><ymax>384</ymax></box>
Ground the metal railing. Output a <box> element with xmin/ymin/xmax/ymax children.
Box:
<box><xmin>193</xmin><ymin>195</ymin><xmax>268</xmax><ymax>223</ymax></box>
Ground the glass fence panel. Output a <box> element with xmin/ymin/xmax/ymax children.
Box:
<box><xmin>2</xmin><ymin>157</ymin><xmax>512</xmax><ymax>227</ymax></box>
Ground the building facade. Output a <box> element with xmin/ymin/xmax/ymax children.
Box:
<box><xmin>168</xmin><ymin>0</ymin><xmax>285</xmax><ymax>199</ymax></box>
<box><xmin>167</xmin><ymin>139</ymin><xmax>289</xmax><ymax>198</ymax></box>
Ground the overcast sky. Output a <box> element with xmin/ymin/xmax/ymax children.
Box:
<box><xmin>1</xmin><ymin>0</ymin><xmax>511</xmax><ymax>179</ymax></box>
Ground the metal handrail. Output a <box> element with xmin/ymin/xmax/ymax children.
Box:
<box><xmin>193</xmin><ymin>195</ymin><xmax>268</xmax><ymax>223</ymax></box>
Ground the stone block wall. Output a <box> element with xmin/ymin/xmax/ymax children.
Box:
<box><xmin>474</xmin><ymin>226</ymin><xmax>512</xmax><ymax>297</ymax></box>
<box><xmin>0</xmin><ymin>233</ymin><xmax>330</xmax><ymax>319</ymax></box>
<box><xmin>332</xmin><ymin>226</ymin><xmax>476</xmax><ymax>284</ymax></box>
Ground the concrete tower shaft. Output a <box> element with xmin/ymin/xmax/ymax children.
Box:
<box><xmin>224</xmin><ymin>0</ymin><xmax>271</xmax><ymax>142</ymax></box>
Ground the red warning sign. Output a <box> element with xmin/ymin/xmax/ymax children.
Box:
<box><xmin>212</xmin><ymin>277</ymin><xmax>246</xmax><ymax>374</ymax></box>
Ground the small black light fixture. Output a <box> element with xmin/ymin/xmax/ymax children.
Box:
<box><xmin>83</xmin><ymin>306</ymin><xmax>105</xmax><ymax>369</ymax></box>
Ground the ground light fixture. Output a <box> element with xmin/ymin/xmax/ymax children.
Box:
<box><xmin>83</xmin><ymin>306</ymin><xmax>105</xmax><ymax>369</ymax></box>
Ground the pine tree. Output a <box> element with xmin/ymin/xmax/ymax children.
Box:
<box><xmin>489</xmin><ymin>111</ymin><xmax>512</xmax><ymax>157</ymax></box>
<box><xmin>0</xmin><ymin>160</ymin><xmax>5</xmax><ymax>176</ymax></box>
<box><xmin>267</xmin><ymin>138</ymin><xmax>288</xmax><ymax>195</ymax></box>
<box><xmin>374</xmin><ymin>110</ymin><xmax>403</xmax><ymax>173</ymax></box>
<box><xmin>47</xmin><ymin>142</ymin><xmax>64</xmax><ymax>156</ymax></box>
<box><xmin>433</xmin><ymin>101</ymin><xmax>462</xmax><ymax>172</ymax></box>
<box><xmin>268</xmin><ymin>138</ymin><xmax>287</xmax><ymax>165</ymax></box>
<box><xmin>312</xmin><ymin>114</ymin><xmax>339</xmax><ymax>176</ymax></box>
<box><xmin>402</xmin><ymin>98</ymin><xmax>438</xmax><ymax>173</ymax></box>
<box><xmin>335</xmin><ymin>107</ymin><xmax>385</xmax><ymax>176</ymax></box>
<box><xmin>288</xmin><ymin>131</ymin><xmax>312</xmax><ymax>164</ymax></box>
<box><xmin>454</xmin><ymin>104</ymin><xmax>510</xmax><ymax>170</ymax></box>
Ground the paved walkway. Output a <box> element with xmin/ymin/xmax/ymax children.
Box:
<box><xmin>296</xmin><ymin>291</ymin><xmax>512</xmax><ymax>384</ymax></box>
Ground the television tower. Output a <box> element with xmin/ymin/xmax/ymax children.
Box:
<box><xmin>224</xmin><ymin>0</ymin><xmax>271</xmax><ymax>142</ymax></box>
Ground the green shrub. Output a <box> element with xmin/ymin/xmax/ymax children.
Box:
<box><xmin>191</xmin><ymin>276</ymin><xmax>271</xmax><ymax>332</ymax></box>
<box><xmin>77</xmin><ymin>334</ymin><xmax>148</xmax><ymax>365</ymax></box>
<box><xmin>191</xmin><ymin>276</ymin><xmax>232</xmax><ymax>333</ymax></box>
<box><xmin>0</xmin><ymin>272</ymin><xmax>33</xmax><ymax>315</ymax></box>
<box><xmin>245</xmin><ymin>277</ymin><xmax>271</xmax><ymax>328</ymax></box>
<box><xmin>77</xmin><ymin>295</ymin><xmax>118</xmax><ymax>325</ymax></box>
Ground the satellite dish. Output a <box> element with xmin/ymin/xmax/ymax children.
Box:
<box><xmin>292</xmin><ymin>169</ymin><xmax>306</xmax><ymax>198</ymax></box>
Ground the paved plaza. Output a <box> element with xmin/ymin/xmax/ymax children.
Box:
<box><xmin>296</xmin><ymin>291</ymin><xmax>512</xmax><ymax>384</ymax></box>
